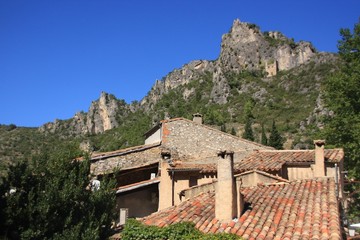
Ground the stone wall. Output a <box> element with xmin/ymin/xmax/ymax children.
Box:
<box><xmin>161</xmin><ymin>119</ymin><xmax>269</xmax><ymax>161</ymax></box>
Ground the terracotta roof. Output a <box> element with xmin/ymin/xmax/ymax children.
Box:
<box><xmin>90</xmin><ymin>142</ymin><xmax>161</xmax><ymax>161</ymax></box>
<box><xmin>116</xmin><ymin>177</ymin><xmax>160</xmax><ymax>194</ymax></box>
<box><xmin>234</xmin><ymin>169</ymin><xmax>290</xmax><ymax>184</ymax></box>
<box><xmin>90</xmin><ymin>144</ymin><xmax>162</xmax><ymax>175</ymax></box>
<box><xmin>169</xmin><ymin>149</ymin><xmax>344</xmax><ymax>173</ymax></box>
<box><xmin>142</xmin><ymin>178</ymin><xmax>342</xmax><ymax>239</ymax></box>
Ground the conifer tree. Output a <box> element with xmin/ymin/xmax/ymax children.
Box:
<box><xmin>268</xmin><ymin>120</ymin><xmax>283</xmax><ymax>149</ymax></box>
<box><xmin>261</xmin><ymin>123</ymin><xmax>268</xmax><ymax>145</ymax></box>
<box><xmin>242</xmin><ymin>117</ymin><xmax>254</xmax><ymax>141</ymax></box>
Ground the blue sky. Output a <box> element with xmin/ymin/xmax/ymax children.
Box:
<box><xmin>1</xmin><ymin>0</ymin><xmax>359</xmax><ymax>127</ymax></box>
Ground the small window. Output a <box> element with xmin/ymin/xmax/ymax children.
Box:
<box><xmin>189</xmin><ymin>176</ymin><xmax>198</xmax><ymax>187</ymax></box>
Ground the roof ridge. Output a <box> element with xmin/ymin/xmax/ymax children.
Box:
<box><xmin>90</xmin><ymin>142</ymin><xmax>161</xmax><ymax>161</ymax></box>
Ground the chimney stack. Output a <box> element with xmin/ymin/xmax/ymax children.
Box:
<box><xmin>216</xmin><ymin>150</ymin><xmax>237</xmax><ymax>221</ymax></box>
<box><xmin>192</xmin><ymin>113</ymin><xmax>203</xmax><ymax>124</ymax></box>
<box><xmin>313</xmin><ymin>140</ymin><xmax>326</xmax><ymax>177</ymax></box>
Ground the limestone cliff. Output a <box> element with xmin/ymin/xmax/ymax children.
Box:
<box><xmin>142</xmin><ymin>19</ymin><xmax>316</xmax><ymax>107</ymax></box>
<box><xmin>39</xmin><ymin>92</ymin><xmax>128</xmax><ymax>135</ymax></box>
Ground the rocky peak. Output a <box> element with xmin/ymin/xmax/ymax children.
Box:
<box><xmin>39</xmin><ymin>92</ymin><xmax>126</xmax><ymax>135</ymax></box>
<box><xmin>219</xmin><ymin>19</ymin><xmax>316</xmax><ymax>73</ymax></box>
<box><xmin>86</xmin><ymin>92</ymin><xmax>120</xmax><ymax>134</ymax></box>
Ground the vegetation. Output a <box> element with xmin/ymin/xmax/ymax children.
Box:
<box><xmin>268</xmin><ymin>120</ymin><xmax>283</xmax><ymax>149</ymax></box>
<box><xmin>320</xmin><ymin>19</ymin><xmax>360</xmax><ymax>222</ymax></box>
<box><xmin>242</xmin><ymin>117</ymin><xmax>254</xmax><ymax>141</ymax></box>
<box><xmin>0</xmin><ymin>142</ymin><xmax>116</xmax><ymax>239</ymax></box>
<box><xmin>260</xmin><ymin>123</ymin><xmax>268</xmax><ymax>145</ymax></box>
<box><xmin>121</xmin><ymin>219</ymin><xmax>241</xmax><ymax>240</ymax></box>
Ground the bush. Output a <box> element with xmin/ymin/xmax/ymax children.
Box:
<box><xmin>121</xmin><ymin>219</ymin><xmax>241</xmax><ymax>240</ymax></box>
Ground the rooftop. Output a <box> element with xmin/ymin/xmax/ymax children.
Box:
<box><xmin>169</xmin><ymin>148</ymin><xmax>344</xmax><ymax>173</ymax></box>
<box><xmin>142</xmin><ymin>177</ymin><xmax>342</xmax><ymax>239</ymax></box>
<box><xmin>90</xmin><ymin>143</ymin><xmax>162</xmax><ymax>175</ymax></box>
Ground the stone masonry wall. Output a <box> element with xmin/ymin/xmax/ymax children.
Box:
<box><xmin>161</xmin><ymin>119</ymin><xmax>270</xmax><ymax>161</ymax></box>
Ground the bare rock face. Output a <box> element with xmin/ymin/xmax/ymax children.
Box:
<box><xmin>39</xmin><ymin>92</ymin><xmax>125</xmax><ymax>135</ymax></box>
<box><xmin>210</xmin><ymin>67</ymin><xmax>230</xmax><ymax>104</ymax></box>
<box><xmin>142</xmin><ymin>19</ymin><xmax>317</xmax><ymax>107</ymax></box>
<box><xmin>86</xmin><ymin>92</ymin><xmax>120</xmax><ymax>134</ymax></box>
<box><xmin>219</xmin><ymin>19</ymin><xmax>316</xmax><ymax>72</ymax></box>
<box><xmin>140</xmin><ymin>60</ymin><xmax>214</xmax><ymax>109</ymax></box>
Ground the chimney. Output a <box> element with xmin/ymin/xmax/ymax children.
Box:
<box><xmin>313</xmin><ymin>140</ymin><xmax>326</xmax><ymax>177</ymax></box>
<box><xmin>216</xmin><ymin>150</ymin><xmax>237</xmax><ymax>221</ymax></box>
<box><xmin>192</xmin><ymin>113</ymin><xmax>203</xmax><ymax>124</ymax></box>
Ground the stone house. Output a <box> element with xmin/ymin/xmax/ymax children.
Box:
<box><xmin>89</xmin><ymin>115</ymin><xmax>345</xmax><ymax>227</ymax></box>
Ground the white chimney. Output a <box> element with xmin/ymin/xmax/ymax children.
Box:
<box><xmin>215</xmin><ymin>150</ymin><xmax>237</xmax><ymax>221</ymax></box>
<box><xmin>313</xmin><ymin>140</ymin><xmax>326</xmax><ymax>177</ymax></box>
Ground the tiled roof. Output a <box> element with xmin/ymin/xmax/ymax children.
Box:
<box><xmin>169</xmin><ymin>149</ymin><xmax>344</xmax><ymax>173</ymax></box>
<box><xmin>90</xmin><ymin>143</ymin><xmax>162</xmax><ymax>175</ymax></box>
<box><xmin>116</xmin><ymin>177</ymin><xmax>160</xmax><ymax>194</ymax></box>
<box><xmin>90</xmin><ymin>142</ymin><xmax>161</xmax><ymax>161</ymax></box>
<box><xmin>142</xmin><ymin>177</ymin><xmax>342</xmax><ymax>239</ymax></box>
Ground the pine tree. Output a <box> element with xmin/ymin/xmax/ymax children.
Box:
<box><xmin>261</xmin><ymin>123</ymin><xmax>268</xmax><ymax>145</ymax></box>
<box><xmin>242</xmin><ymin>117</ymin><xmax>254</xmax><ymax>141</ymax></box>
<box><xmin>268</xmin><ymin>120</ymin><xmax>283</xmax><ymax>149</ymax></box>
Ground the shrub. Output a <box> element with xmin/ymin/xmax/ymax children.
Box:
<box><xmin>121</xmin><ymin>219</ymin><xmax>241</xmax><ymax>240</ymax></box>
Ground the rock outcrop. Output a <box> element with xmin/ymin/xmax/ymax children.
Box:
<box><xmin>86</xmin><ymin>92</ymin><xmax>120</xmax><ymax>134</ymax></box>
<box><xmin>39</xmin><ymin>92</ymin><xmax>127</xmax><ymax>135</ymax></box>
<box><xmin>142</xmin><ymin>19</ymin><xmax>316</xmax><ymax>107</ymax></box>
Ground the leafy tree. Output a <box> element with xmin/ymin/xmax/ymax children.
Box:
<box><xmin>242</xmin><ymin>117</ymin><xmax>254</xmax><ymax>141</ymax></box>
<box><xmin>268</xmin><ymin>120</ymin><xmax>283</xmax><ymax>149</ymax></box>
<box><xmin>322</xmin><ymin>19</ymin><xmax>360</xmax><ymax>222</ymax></box>
<box><xmin>0</xmin><ymin>143</ymin><xmax>116</xmax><ymax>239</ymax></box>
<box><xmin>261</xmin><ymin>123</ymin><xmax>268</xmax><ymax>145</ymax></box>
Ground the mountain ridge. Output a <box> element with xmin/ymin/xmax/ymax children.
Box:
<box><xmin>39</xmin><ymin>19</ymin><xmax>334</xmax><ymax>136</ymax></box>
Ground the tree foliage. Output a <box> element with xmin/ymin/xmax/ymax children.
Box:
<box><xmin>0</xmin><ymin>143</ymin><xmax>116</xmax><ymax>239</ymax></box>
<box><xmin>268</xmin><ymin>120</ymin><xmax>283</xmax><ymax>149</ymax></box>
<box><xmin>261</xmin><ymin>123</ymin><xmax>268</xmax><ymax>146</ymax></box>
<box><xmin>322</xmin><ymin>19</ymin><xmax>360</xmax><ymax>222</ymax></box>
<box><xmin>121</xmin><ymin>219</ymin><xmax>241</xmax><ymax>240</ymax></box>
<box><xmin>242</xmin><ymin>117</ymin><xmax>254</xmax><ymax>141</ymax></box>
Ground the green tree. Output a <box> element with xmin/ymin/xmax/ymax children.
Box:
<box><xmin>0</xmin><ymin>143</ymin><xmax>116</xmax><ymax>239</ymax></box>
<box><xmin>243</xmin><ymin>99</ymin><xmax>255</xmax><ymax>122</ymax></box>
<box><xmin>242</xmin><ymin>117</ymin><xmax>254</xmax><ymax>141</ymax></box>
<box><xmin>322</xmin><ymin>19</ymin><xmax>360</xmax><ymax>222</ymax></box>
<box><xmin>268</xmin><ymin>120</ymin><xmax>283</xmax><ymax>149</ymax></box>
<box><xmin>261</xmin><ymin>123</ymin><xmax>268</xmax><ymax>145</ymax></box>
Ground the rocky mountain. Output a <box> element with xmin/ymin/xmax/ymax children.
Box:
<box><xmin>39</xmin><ymin>19</ymin><xmax>337</xmax><ymax>138</ymax></box>
<box><xmin>141</xmin><ymin>19</ymin><xmax>317</xmax><ymax>108</ymax></box>
<box><xmin>39</xmin><ymin>92</ymin><xmax>131</xmax><ymax>135</ymax></box>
